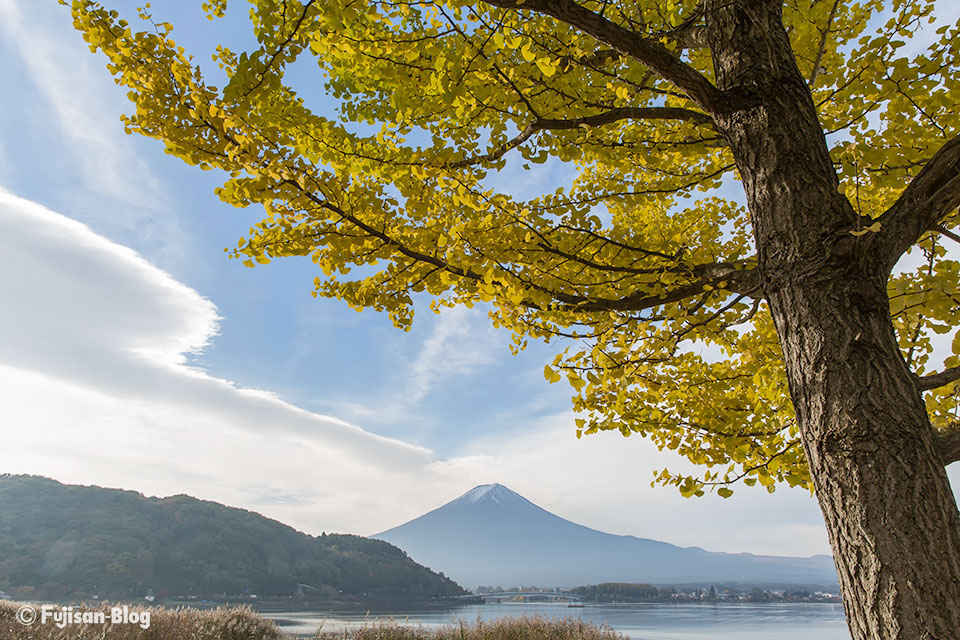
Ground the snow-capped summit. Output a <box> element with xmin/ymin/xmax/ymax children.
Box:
<box><xmin>452</xmin><ymin>483</ymin><xmax>500</xmax><ymax>503</ymax></box>
<box><xmin>448</xmin><ymin>483</ymin><xmax>536</xmax><ymax>509</ymax></box>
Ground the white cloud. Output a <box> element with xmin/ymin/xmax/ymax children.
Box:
<box><xmin>0</xmin><ymin>187</ymin><xmax>215</xmax><ymax>368</ymax></box>
<box><xmin>0</xmin><ymin>120</ymin><xmax>10</xmax><ymax>187</ymax></box>
<box><xmin>0</xmin><ymin>190</ymin><xmax>433</xmax><ymax>534</ymax></box>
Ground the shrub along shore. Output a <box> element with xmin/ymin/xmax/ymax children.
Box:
<box><xmin>0</xmin><ymin>601</ymin><xmax>623</xmax><ymax>640</ymax></box>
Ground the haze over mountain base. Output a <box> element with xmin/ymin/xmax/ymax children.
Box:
<box><xmin>374</xmin><ymin>484</ymin><xmax>838</xmax><ymax>589</ymax></box>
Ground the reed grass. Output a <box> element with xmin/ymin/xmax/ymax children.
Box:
<box><xmin>314</xmin><ymin>616</ymin><xmax>624</xmax><ymax>640</ymax></box>
<box><xmin>0</xmin><ymin>602</ymin><xmax>623</xmax><ymax>640</ymax></box>
<box><xmin>0</xmin><ymin>601</ymin><xmax>284</xmax><ymax>640</ymax></box>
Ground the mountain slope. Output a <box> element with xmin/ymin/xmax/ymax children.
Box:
<box><xmin>0</xmin><ymin>475</ymin><xmax>466</xmax><ymax>601</ymax></box>
<box><xmin>374</xmin><ymin>484</ymin><xmax>837</xmax><ymax>588</ymax></box>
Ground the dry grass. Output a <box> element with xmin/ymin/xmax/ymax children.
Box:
<box><xmin>0</xmin><ymin>601</ymin><xmax>284</xmax><ymax>640</ymax></box>
<box><xmin>314</xmin><ymin>616</ymin><xmax>624</xmax><ymax>640</ymax></box>
<box><xmin>0</xmin><ymin>602</ymin><xmax>623</xmax><ymax>640</ymax></box>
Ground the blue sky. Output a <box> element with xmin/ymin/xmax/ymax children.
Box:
<box><xmin>1</xmin><ymin>0</ymin><xmax>957</xmax><ymax>563</ymax></box>
<box><xmin>0</xmin><ymin>0</ymin><xmax>569</xmax><ymax>452</ymax></box>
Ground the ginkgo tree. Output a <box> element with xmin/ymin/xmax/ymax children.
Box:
<box><xmin>64</xmin><ymin>0</ymin><xmax>960</xmax><ymax>636</ymax></box>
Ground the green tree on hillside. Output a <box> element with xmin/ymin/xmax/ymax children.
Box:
<box><xmin>0</xmin><ymin>476</ymin><xmax>465</xmax><ymax>600</ymax></box>
<box><xmin>65</xmin><ymin>0</ymin><xmax>960</xmax><ymax>636</ymax></box>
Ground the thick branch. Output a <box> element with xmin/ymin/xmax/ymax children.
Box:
<box><xmin>450</xmin><ymin>106</ymin><xmax>714</xmax><ymax>167</ymax></box>
<box><xmin>480</xmin><ymin>0</ymin><xmax>722</xmax><ymax>112</ymax></box>
<box><xmin>540</xmin><ymin>107</ymin><xmax>713</xmax><ymax>129</ymax></box>
<box><xmin>935</xmin><ymin>423</ymin><xmax>960</xmax><ymax>465</ymax></box>
<box><xmin>917</xmin><ymin>366</ymin><xmax>960</xmax><ymax>392</ymax></box>
<box><xmin>876</xmin><ymin>134</ymin><xmax>960</xmax><ymax>272</ymax></box>
<box><xmin>552</xmin><ymin>263</ymin><xmax>761</xmax><ymax>312</ymax></box>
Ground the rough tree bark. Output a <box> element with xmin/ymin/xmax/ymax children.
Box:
<box><xmin>704</xmin><ymin>0</ymin><xmax>960</xmax><ymax>637</ymax></box>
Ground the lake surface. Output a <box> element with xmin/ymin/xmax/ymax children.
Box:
<box><xmin>266</xmin><ymin>601</ymin><xmax>850</xmax><ymax>639</ymax></box>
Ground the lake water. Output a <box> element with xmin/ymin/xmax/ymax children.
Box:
<box><xmin>266</xmin><ymin>601</ymin><xmax>850</xmax><ymax>639</ymax></box>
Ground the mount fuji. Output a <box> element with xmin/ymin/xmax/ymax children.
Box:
<box><xmin>374</xmin><ymin>483</ymin><xmax>838</xmax><ymax>589</ymax></box>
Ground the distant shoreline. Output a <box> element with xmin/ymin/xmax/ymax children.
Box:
<box><xmin>1</xmin><ymin>595</ymin><xmax>845</xmax><ymax>615</ymax></box>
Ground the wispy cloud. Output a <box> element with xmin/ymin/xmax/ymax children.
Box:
<box><xmin>329</xmin><ymin>306</ymin><xmax>505</xmax><ymax>433</ymax></box>
<box><xmin>407</xmin><ymin>307</ymin><xmax>500</xmax><ymax>404</ymax></box>
<box><xmin>0</xmin><ymin>0</ymin><xmax>165</xmax><ymax>211</ymax></box>
<box><xmin>0</xmin><ymin>0</ymin><xmax>191</xmax><ymax>270</ymax></box>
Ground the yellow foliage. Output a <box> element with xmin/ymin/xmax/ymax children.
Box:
<box><xmin>62</xmin><ymin>0</ymin><xmax>960</xmax><ymax>498</ymax></box>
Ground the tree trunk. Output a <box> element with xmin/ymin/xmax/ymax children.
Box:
<box><xmin>768</xmin><ymin>274</ymin><xmax>960</xmax><ymax>639</ymax></box>
<box><xmin>704</xmin><ymin>0</ymin><xmax>960</xmax><ymax>636</ymax></box>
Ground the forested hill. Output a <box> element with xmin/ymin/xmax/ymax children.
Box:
<box><xmin>0</xmin><ymin>475</ymin><xmax>466</xmax><ymax>601</ymax></box>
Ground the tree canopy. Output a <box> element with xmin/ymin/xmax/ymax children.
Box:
<box><xmin>63</xmin><ymin>0</ymin><xmax>960</xmax><ymax>499</ymax></box>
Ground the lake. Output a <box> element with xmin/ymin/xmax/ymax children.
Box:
<box><xmin>266</xmin><ymin>601</ymin><xmax>850</xmax><ymax>639</ymax></box>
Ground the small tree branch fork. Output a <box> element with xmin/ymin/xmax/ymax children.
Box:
<box><xmin>807</xmin><ymin>0</ymin><xmax>841</xmax><ymax>88</ymax></box>
<box><xmin>876</xmin><ymin>134</ymin><xmax>960</xmax><ymax>272</ymax></box>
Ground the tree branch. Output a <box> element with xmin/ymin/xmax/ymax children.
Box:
<box><xmin>936</xmin><ymin>225</ymin><xmax>960</xmax><ymax>246</ymax></box>
<box><xmin>243</xmin><ymin>0</ymin><xmax>315</xmax><ymax>97</ymax></box>
<box><xmin>934</xmin><ymin>422</ymin><xmax>960</xmax><ymax>465</ymax></box>
<box><xmin>876</xmin><ymin>134</ymin><xmax>960</xmax><ymax>272</ymax></box>
<box><xmin>288</xmin><ymin>181</ymin><xmax>486</xmax><ymax>281</ymax></box>
<box><xmin>551</xmin><ymin>263</ymin><xmax>761</xmax><ymax>312</ymax></box>
<box><xmin>286</xmin><ymin>178</ymin><xmax>761</xmax><ymax>314</ymax></box>
<box><xmin>540</xmin><ymin>107</ymin><xmax>714</xmax><ymax>129</ymax></box>
<box><xmin>666</xmin><ymin>2</ymin><xmax>708</xmax><ymax>50</ymax></box>
<box><xmin>917</xmin><ymin>366</ymin><xmax>960</xmax><ymax>392</ymax></box>
<box><xmin>807</xmin><ymin>0</ymin><xmax>840</xmax><ymax>88</ymax></box>
<box><xmin>450</xmin><ymin>106</ymin><xmax>714</xmax><ymax>167</ymax></box>
<box><xmin>480</xmin><ymin>0</ymin><xmax>722</xmax><ymax>112</ymax></box>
